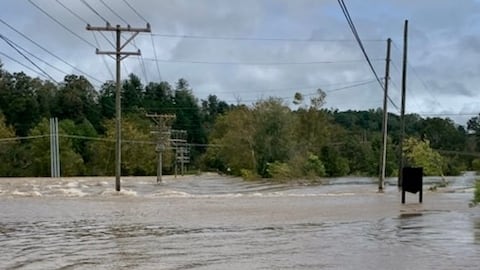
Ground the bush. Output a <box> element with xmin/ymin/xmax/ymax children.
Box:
<box><xmin>266</xmin><ymin>161</ymin><xmax>294</xmax><ymax>180</ymax></box>
<box><xmin>240</xmin><ymin>169</ymin><xmax>259</xmax><ymax>180</ymax></box>
<box><xmin>303</xmin><ymin>153</ymin><xmax>326</xmax><ymax>178</ymax></box>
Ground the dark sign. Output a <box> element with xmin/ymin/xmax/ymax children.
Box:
<box><xmin>402</xmin><ymin>167</ymin><xmax>423</xmax><ymax>204</ymax></box>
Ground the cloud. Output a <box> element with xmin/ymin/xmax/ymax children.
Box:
<box><xmin>1</xmin><ymin>0</ymin><xmax>480</xmax><ymax>125</ymax></box>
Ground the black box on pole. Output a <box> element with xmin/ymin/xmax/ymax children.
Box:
<box><xmin>402</xmin><ymin>167</ymin><xmax>423</xmax><ymax>204</ymax></box>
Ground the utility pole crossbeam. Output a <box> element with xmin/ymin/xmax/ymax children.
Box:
<box><xmin>146</xmin><ymin>114</ymin><xmax>176</xmax><ymax>183</ymax></box>
<box><xmin>87</xmin><ymin>23</ymin><xmax>151</xmax><ymax>192</ymax></box>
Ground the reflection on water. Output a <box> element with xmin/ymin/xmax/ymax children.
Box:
<box><xmin>0</xmin><ymin>173</ymin><xmax>479</xmax><ymax>269</ymax></box>
<box><xmin>475</xmin><ymin>218</ymin><xmax>480</xmax><ymax>244</ymax></box>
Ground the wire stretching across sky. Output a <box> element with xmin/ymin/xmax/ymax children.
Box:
<box><xmin>336</xmin><ymin>0</ymin><xmax>399</xmax><ymax>112</ymax></box>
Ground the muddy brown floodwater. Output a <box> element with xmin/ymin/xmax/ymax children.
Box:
<box><xmin>0</xmin><ymin>173</ymin><xmax>479</xmax><ymax>269</ymax></box>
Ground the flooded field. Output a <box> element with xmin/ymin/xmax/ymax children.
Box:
<box><xmin>0</xmin><ymin>173</ymin><xmax>479</xmax><ymax>269</ymax></box>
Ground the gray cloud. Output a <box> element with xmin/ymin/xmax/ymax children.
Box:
<box><xmin>1</xmin><ymin>0</ymin><xmax>480</xmax><ymax>125</ymax></box>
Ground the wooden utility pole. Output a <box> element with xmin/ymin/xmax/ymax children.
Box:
<box><xmin>398</xmin><ymin>20</ymin><xmax>408</xmax><ymax>188</ymax></box>
<box><xmin>146</xmin><ymin>113</ymin><xmax>176</xmax><ymax>183</ymax></box>
<box><xmin>379</xmin><ymin>38</ymin><xmax>391</xmax><ymax>192</ymax></box>
<box><xmin>87</xmin><ymin>23</ymin><xmax>150</xmax><ymax>191</ymax></box>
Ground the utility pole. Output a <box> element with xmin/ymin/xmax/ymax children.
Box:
<box><xmin>146</xmin><ymin>113</ymin><xmax>176</xmax><ymax>183</ymax></box>
<box><xmin>398</xmin><ymin>20</ymin><xmax>408</xmax><ymax>188</ymax></box>
<box><xmin>87</xmin><ymin>23</ymin><xmax>151</xmax><ymax>191</ymax></box>
<box><xmin>171</xmin><ymin>130</ymin><xmax>189</xmax><ymax>177</ymax></box>
<box><xmin>379</xmin><ymin>38</ymin><xmax>391</xmax><ymax>192</ymax></box>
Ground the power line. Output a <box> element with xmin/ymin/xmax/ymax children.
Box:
<box><xmin>150</xmin><ymin>35</ymin><xmax>162</xmax><ymax>81</ymax></box>
<box><xmin>92</xmin><ymin>32</ymin><xmax>115</xmax><ymax>79</ymax></box>
<box><xmin>28</xmin><ymin>0</ymin><xmax>97</xmax><ymax>48</ymax></box>
<box><xmin>0</xmin><ymin>18</ymin><xmax>103</xmax><ymax>84</ymax></box>
<box><xmin>142</xmin><ymin>57</ymin><xmax>382</xmax><ymax>66</ymax></box>
<box><xmin>123</xmin><ymin>0</ymin><xmax>148</xmax><ymax>23</ymax></box>
<box><xmin>0</xmin><ymin>51</ymin><xmax>51</xmax><ymax>80</ymax></box>
<box><xmin>151</xmin><ymin>33</ymin><xmax>384</xmax><ymax>43</ymax></box>
<box><xmin>81</xmin><ymin>0</ymin><xmax>109</xmax><ymax>23</ymax></box>
<box><xmin>337</xmin><ymin>0</ymin><xmax>399</xmax><ymax>112</ymax></box>
<box><xmin>0</xmin><ymin>34</ymin><xmax>58</xmax><ymax>83</ymax></box>
<box><xmin>1</xmin><ymin>34</ymin><xmax>72</xmax><ymax>77</ymax></box>
<box><xmin>55</xmin><ymin>0</ymin><xmax>115</xmax><ymax>48</ymax></box>
<box><xmin>100</xmin><ymin>0</ymin><xmax>129</xmax><ymax>25</ymax></box>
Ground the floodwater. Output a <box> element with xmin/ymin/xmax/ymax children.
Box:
<box><xmin>0</xmin><ymin>173</ymin><xmax>478</xmax><ymax>269</ymax></box>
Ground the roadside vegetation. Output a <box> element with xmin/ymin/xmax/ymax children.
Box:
<box><xmin>0</xmin><ymin>61</ymin><xmax>479</xmax><ymax>179</ymax></box>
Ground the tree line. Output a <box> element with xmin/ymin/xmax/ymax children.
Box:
<box><xmin>1</xmin><ymin>62</ymin><xmax>479</xmax><ymax>179</ymax></box>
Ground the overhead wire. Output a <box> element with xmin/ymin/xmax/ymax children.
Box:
<box><xmin>0</xmin><ymin>51</ymin><xmax>51</xmax><ymax>80</ymax></box>
<box><xmin>122</xmin><ymin>0</ymin><xmax>162</xmax><ymax>82</ymax></box>
<box><xmin>81</xmin><ymin>0</ymin><xmax>109</xmax><ymax>23</ymax></box>
<box><xmin>150</xmin><ymin>34</ymin><xmax>162</xmax><ymax>82</ymax></box>
<box><xmin>99</xmin><ymin>0</ymin><xmax>129</xmax><ymax>25</ymax></box>
<box><xmin>336</xmin><ymin>0</ymin><xmax>399</xmax><ymax>112</ymax></box>
<box><xmin>122</xmin><ymin>0</ymin><xmax>148</xmax><ymax>23</ymax></box>
<box><xmin>55</xmin><ymin>0</ymin><xmax>115</xmax><ymax>48</ymax></box>
<box><xmin>151</xmin><ymin>33</ymin><xmax>384</xmax><ymax>43</ymax></box>
<box><xmin>391</xmin><ymin>41</ymin><xmax>446</xmax><ymax>114</ymax></box>
<box><xmin>28</xmin><ymin>0</ymin><xmax>97</xmax><ymax>48</ymax></box>
<box><xmin>0</xmin><ymin>34</ymin><xmax>58</xmax><ymax>83</ymax></box>
<box><xmin>0</xmin><ymin>18</ymin><xmax>102</xmax><ymax>84</ymax></box>
<box><xmin>142</xmin><ymin>57</ymin><xmax>382</xmax><ymax>66</ymax></box>
<box><xmin>0</xmin><ymin>34</ymin><xmax>68</xmax><ymax>77</ymax></box>
<box><xmin>92</xmin><ymin>32</ymin><xmax>115</xmax><ymax>80</ymax></box>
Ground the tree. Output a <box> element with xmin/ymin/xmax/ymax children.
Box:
<box><xmin>0</xmin><ymin>114</ymin><xmax>18</xmax><ymax>176</ymax></box>
<box><xmin>173</xmin><ymin>79</ymin><xmax>207</xmax><ymax>165</ymax></box>
<box><xmin>88</xmin><ymin>117</ymin><xmax>156</xmax><ymax>176</ymax></box>
<box><xmin>0</xmin><ymin>72</ymin><xmax>41</xmax><ymax>136</ymax></box>
<box><xmin>203</xmin><ymin>105</ymin><xmax>256</xmax><ymax>176</ymax></box>
<box><xmin>201</xmin><ymin>94</ymin><xmax>230</xmax><ymax>134</ymax></box>
<box><xmin>98</xmin><ymin>81</ymin><xmax>116</xmax><ymax>121</ymax></box>
<box><xmin>403</xmin><ymin>137</ymin><xmax>444</xmax><ymax>176</ymax></box>
<box><xmin>25</xmin><ymin>118</ymin><xmax>85</xmax><ymax>176</ymax></box>
<box><xmin>54</xmin><ymin>75</ymin><xmax>99</xmax><ymax>126</ymax></box>
<box><xmin>252</xmin><ymin>98</ymin><xmax>295</xmax><ymax>177</ymax></box>
<box><xmin>143</xmin><ymin>81</ymin><xmax>175</xmax><ymax>114</ymax></box>
<box><xmin>122</xmin><ymin>73</ymin><xmax>144</xmax><ymax>113</ymax></box>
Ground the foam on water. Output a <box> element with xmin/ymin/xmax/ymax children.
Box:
<box><xmin>11</xmin><ymin>189</ymin><xmax>42</xmax><ymax>197</ymax></box>
<box><xmin>59</xmin><ymin>188</ymin><xmax>88</xmax><ymax>197</ymax></box>
<box><xmin>101</xmin><ymin>188</ymin><xmax>138</xmax><ymax>196</ymax></box>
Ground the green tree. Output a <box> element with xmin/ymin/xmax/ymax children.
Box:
<box><xmin>26</xmin><ymin>119</ymin><xmax>85</xmax><ymax>176</ymax></box>
<box><xmin>143</xmin><ymin>81</ymin><xmax>174</xmax><ymax>113</ymax></box>
<box><xmin>173</xmin><ymin>79</ymin><xmax>207</xmax><ymax>166</ymax></box>
<box><xmin>0</xmin><ymin>114</ymin><xmax>18</xmax><ymax>176</ymax></box>
<box><xmin>54</xmin><ymin>75</ymin><xmax>99</xmax><ymax>126</ymax></box>
<box><xmin>122</xmin><ymin>73</ymin><xmax>144</xmax><ymax>113</ymax></box>
<box><xmin>204</xmin><ymin>105</ymin><xmax>256</xmax><ymax>176</ymax></box>
<box><xmin>253</xmin><ymin>98</ymin><xmax>294</xmax><ymax>176</ymax></box>
<box><xmin>403</xmin><ymin>137</ymin><xmax>444</xmax><ymax>176</ymax></box>
<box><xmin>88</xmin><ymin>117</ymin><xmax>156</xmax><ymax>176</ymax></box>
<box><xmin>98</xmin><ymin>81</ymin><xmax>116</xmax><ymax>121</ymax></box>
<box><xmin>0</xmin><ymin>72</ymin><xmax>41</xmax><ymax>136</ymax></box>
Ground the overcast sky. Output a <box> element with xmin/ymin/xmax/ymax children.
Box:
<box><xmin>0</xmin><ymin>0</ymin><xmax>479</xmax><ymax>125</ymax></box>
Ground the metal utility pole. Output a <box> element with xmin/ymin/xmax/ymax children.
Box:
<box><xmin>379</xmin><ymin>38</ymin><xmax>391</xmax><ymax>192</ymax></box>
<box><xmin>50</xmin><ymin>117</ymin><xmax>60</xmax><ymax>178</ymax></box>
<box><xmin>87</xmin><ymin>23</ymin><xmax>150</xmax><ymax>191</ymax></box>
<box><xmin>171</xmin><ymin>130</ymin><xmax>189</xmax><ymax>177</ymax></box>
<box><xmin>146</xmin><ymin>113</ymin><xmax>176</xmax><ymax>183</ymax></box>
<box><xmin>398</xmin><ymin>20</ymin><xmax>408</xmax><ymax>188</ymax></box>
